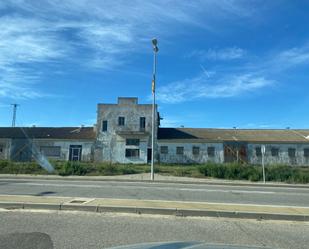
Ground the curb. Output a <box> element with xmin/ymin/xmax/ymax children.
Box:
<box><xmin>1</xmin><ymin>202</ymin><xmax>308</xmax><ymax>222</ymax></box>
<box><xmin>0</xmin><ymin>175</ymin><xmax>308</xmax><ymax>189</ymax></box>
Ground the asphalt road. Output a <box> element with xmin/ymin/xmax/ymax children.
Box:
<box><xmin>0</xmin><ymin>209</ymin><xmax>308</xmax><ymax>249</ymax></box>
<box><xmin>0</xmin><ymin>178</ymin><xmax>309</xmax><ymax>207</ymax></box>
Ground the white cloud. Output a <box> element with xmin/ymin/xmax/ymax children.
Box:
<box><xmin>156</xmin><ymin>73</ymin><xmax>274</xmax><ymax>103</ymax></box>
<box><xmin>188</xmin><ymin>47</ymin><xmax>246</xmax><ymax>61</ymax></box>
<box><xmin>0</xmin><ymin>1</ymin><xmax>268</xmax><ymax>100</ymax></box>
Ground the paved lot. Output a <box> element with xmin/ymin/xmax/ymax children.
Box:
<box><xmin>0</xmin><ymin>209</ymin><xmax>308</xmax><ymax>249</ymax></box>
<box><xmin>0</xmin><ymin>178</ymin><xmax>309</xmax><ymax>207</ymax></box>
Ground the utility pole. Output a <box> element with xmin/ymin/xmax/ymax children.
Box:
<box><xmin>151</xmin><ymin>38</ymin><xmax>159</xmax><ymax>181</ymax></box>
<box><xmin>11</xmin><ymin>103</ymin><xmax>19</xmax><ymax>127</ymax></box>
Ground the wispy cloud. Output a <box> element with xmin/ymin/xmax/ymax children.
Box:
<box><xmin>0</xmin><ymin>1</ymin><xmax>264</xmax><ymax>100</ymax></box>
<box><xmin>156</xmin><ymin>73</ymin><xmax>273</xmax><ymax>103</ymax></box>
<box><xmin>188</xmin><ymin>47</ymin><xmax>246</xmax><ymax>61</ymax></box>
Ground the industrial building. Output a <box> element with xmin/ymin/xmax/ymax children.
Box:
<box><xmin>1</xmin><ymin>97</ymin><xmax>309</xmax><ymax>166</ymax></box>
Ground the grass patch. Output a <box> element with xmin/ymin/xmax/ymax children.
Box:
<box><xmin>0</xmin><ymin>160</ymin><xmax>308</xmax><ymax>184</ymax></box>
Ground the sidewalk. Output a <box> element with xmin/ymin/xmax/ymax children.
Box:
<box><xmin>0</xmin><ymin>194</ymin><xmax>308</xmax><ymax>221</ymax></box>
<box><xmin>0</xmin><ymin>173</ymin><xmax>308</xmax><ymax>188</ymax></box>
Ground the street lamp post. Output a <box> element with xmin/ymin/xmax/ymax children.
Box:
<box><xmin>151</xmin><ymin>38</ymin><xmax>159</xmax><ymax>181</ymax></box>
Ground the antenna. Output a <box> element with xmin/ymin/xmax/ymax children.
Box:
<box><xmin>11</xmin><ymin>104</ymin><xmax>19</xmax><ymax>127</ymax></box>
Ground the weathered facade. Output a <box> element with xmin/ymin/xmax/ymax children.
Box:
<box><xmin>95</xmin><ymin>97</ymin><xmax>158</xmax><ymax>164</ymax></box>
<box><xmin>1</xmin><ymin>97</ymin><xmax>309</xmax><ymax>166</ymax></box>
<box><xmin>0</xmin><ymin>127</ymin><xmax>95</xmax><ymax>162</ymax></box>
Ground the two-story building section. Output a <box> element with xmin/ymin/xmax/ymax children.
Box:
<box><xmin>95</xmin><ymin>97</ymin><xmax>158</xmax><ymax>164</ymax></box>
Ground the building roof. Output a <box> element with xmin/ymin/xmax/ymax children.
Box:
<box><xmin>0</xmin><ymin>127</ymin><xmax>96</xmax><ymax>140</ymax></box>
<box><xmin>158</xmin><ymin>128</ymin><xmax>309</xmax><ymax>143</ymax></box>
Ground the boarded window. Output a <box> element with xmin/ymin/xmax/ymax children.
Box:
<box><xmin>207</xmin><ymin>147</ymin><xmax>215</xmax><ymax>157</ymax></box>
<box><xmin>176</xmin><ymin>146</ymin><xmax>184</xmax><ymax>155</ymax></box>
<box><xmin>271</xmin><ymin>147</ymin><xmax>279</xmax><ymax>156</ymax></box>
<box><xmin>288</xmin><ymin>148</ymin><xmax>296</xmax><ymax>158</ymax></box>
<box><xmin>192</xmin><ymin>146</ymin><xmax>200</xmax><ymax>155</ymax></box>
<box><xmin>160</xmin><ymin>146</ymin><xmax>168</xmax><ymax>154</ymax></box>
<box><xmin>125</xmin><ymin>149</ymin><xmax>139</xmax><ymax>158</ymax></box>
<box><xmin>102</xmin><ymin>120</ymin><xmax>108</xmax><ymax>132</ymax></box>
<box><xmin>255</xmin><ymin>147</ymin><xmax>262</xmax><ymax>156</ymax></box>
<box><xmin>140</xmin><ymin>117</ymin><xmax>146</xmax><ymax>130</ymax></box>
<box><xmin>304</xmin><ymin>148</ymin><xmax>309</xmax><ymax>157</ymax></box>
<box><xmin>40</xmin><ymin>146</ymin><xmax>61</xmax><ymax>157</ymax></box>
<box><xmin>126</xmin><ymin>139</ymin><xmax>140</xmax><ymax>146</ymax></box>
<box><xmin>118</xmin><ymin>117</ymin><xmax>125</xmax><ymax>126</ymax></box>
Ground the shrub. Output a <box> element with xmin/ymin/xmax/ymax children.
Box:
<box><xmin>57</xmin><ymin>161</ymin><xmax>88</xmax><ymax>176</ymax></box>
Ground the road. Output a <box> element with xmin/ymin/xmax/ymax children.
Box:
<box><xmin>0</xmin><ymin>209</ymin><xmax>308</xmax><ymax>249</ymax></box>
<box><xmin>0</xmin><ymin>178</ymin><xmax>309</xmax><ymax>207</ymax></box>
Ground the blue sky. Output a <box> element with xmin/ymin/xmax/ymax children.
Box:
<box><xmin>1</xmin><ymin>1</ymin><xmax>309</xmax><ymax>128</ymax></box>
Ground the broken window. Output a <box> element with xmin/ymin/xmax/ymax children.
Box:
<box><xmin>160</xmin><ymin>146</ymin><xmax>168</xmax><ymax>154</ymax></box>
<box><xmin>118</xmin><ymin>116</ymin><xmax>125</xmax><ymax>126</ymax></box>
<box><xmin>304</xmin><ymin>148</ymin><xmax>309</xmax><ymax>157</ymax></box>
<box><xmin>40</xmin><ymin>146</ymin><xmax>61</xmax><ymax>157</ymax></box>
<box><xmin>102</xmin><ymin>120</ymin><xmax>107</xmax><ymax>132</ymax></box>
<box><xmin>125</xmin><ymin>149</ymin><xmax>139</xmax><ymax>158</ymax></box>
<box><xmin>255</xmin><ymin>147</ymin><xmax>262</xmax><ymax>156</ymax></box>
<box><xmin>192</xmin><ymin>146</ymin><xmax>200</xmax><ymax>155</ymax></box>
<box><xmin>176</xmin><ymin>146</ymin><xmax>184</xmax><ymax>155</ymax></box>
<box><xmin>140</xmin><ymin>117</ymin><xmax>146</xmax><ymax>130</ymax></box>
<box><xmin>207</xmin><ymin>147</ymin><xmax>215</xmax><ymax>157</ymax></box>
<box><xmin>271</xmin><ymin>147</ymin><xmax>279</xmax><ymax>156</ymax></box>
<box><xmin>126</xmin><ymin>139</ymin><xmax>140</xmax><ymax>146</ymax></box>
<box><xmin>288</xmin><ymin>148</ymin><xmax>296</xmax><ymax>158</ymax></box>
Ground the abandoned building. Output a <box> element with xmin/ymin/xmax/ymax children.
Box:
<box><xmin>1</xmin><ymin>97</ymin><xmax>309</xmax><ymax>166</ymax></box>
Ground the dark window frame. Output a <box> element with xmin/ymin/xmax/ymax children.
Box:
<box><xmin>192</xmin><ymin>146</ymin><xmax>200</xmax><ymax>155</ymax></box>
<box><xmin>207</xmin><ymin>147</ymin><xmax>215</xmax><ymax>157</ymax></box>
<box><xmin>140</xmin><ymin>117</ymin><xmax>146</xmax><ymax>130</ymax></box>
<box><xmin>40</xmin><ymin>146</ymin><xmax>61</xmax><ymax>157</ymax></box>
<box><xmin>160</xmin><ymin>146</ymin><xmax>168</xmax><ymax>154</ymax></box>
<box><xmin>102</xmin><ymin>120</ymin><xmax>108</xmax><ymax>132</ymax></box>
<box><xmin>288</xmin><ymin>148</ymin><xmax>296</xmax><ymax>158</ymax></box>
<box><xmin>304</xmin><ymin>148</ymin><xmax>309</xmax><ymax>157</ymax></box>
<box><xmin>125</xmin><ymin>148</ymin><xmax>140</xmax><ymax>158</ymax></box>
<box><xmin>118</xmin><ymin>116</ymin><xmax>125</xmax><ymax>126</ymax></box>
<box><xmin>255</xmin><ymin>147</ymin><xmax>262</xmax><ymax>157</ymax></box>
<box><xmin>126</xmin><ymin>139</ymin><xmax>140</xmax><ymax>146</ymax></box>
<box><xmin>271</xmin><ymin>147</ymin><xmax>279</xmax><ymax>157</ymax></box>
<box><xmin>176</xmin><ymin>146</ymin><xmax>184</xmax><ymax>155</ymax></box>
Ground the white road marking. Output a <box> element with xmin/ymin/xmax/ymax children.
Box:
<box><xmin>9</xmin><ymin>182</ymin><xmax>285</xmax><ymax>195</ymax></box>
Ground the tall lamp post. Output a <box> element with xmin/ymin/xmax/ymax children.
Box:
<box><xmin>151</xmin><ymin>38</ymin><xmax>159</xmax><ymax>181</ymax></box>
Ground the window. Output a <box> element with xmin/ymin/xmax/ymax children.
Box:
<box><xmin>304</xmin><ymin>148</ymin><xmax>309</xmax><ymax>157</ymax></box>
<box><xmin>207</xmin><ymin>147</ymin><xmax>215</xmax><ymax>157</ymax></box>
<box><xmin>118</xmin><ymin>116</ymin><xmax>125</xmax><ymax>126</ymax></box>
<box><xmin>102</xmin><ymin>120</ymin><xmax>107</xmax><ymax>132</ymax></box>
<box><xmin>125</xmin><ymin>149</ymin><xmax>139</xmax><ymax>158</ymax></box>
<box><xmin>140</xmin><ymin>117</ymin><xmax>146</xmax><ymax>130</ymax></box>
<box><xmin>255</xmin><ymin>147</ymin><xmax>262</xmax><ymax>157</ymax></box>
<box><xmin>160</xmin><ymin>146</ymin><xmax>168</xmax><ymax>154</ymax></box>
<box><xmin>40</xmin><ymin>146</ymin><xmax>61</xmax><ymax>157</ymax></box>
<box><xmin>0</xmin><ymin>147</ymin><xmax>3</xmax><ymax>153</ymax></box>
<box><xmin>271</xmin><ymin>147</ymin><xmax>279</xmax><ymax>156</ymax></box>
<box><xmin>192</xmin><ymin>146</ymin><xmax>200</xmax><ymax>155</ymax></box>
<box><xmin>176</xmin><ymin>146</ymin><xmax>184</xmax><ymax>155</ymax></box>
<box><xmin>126</xmin><ymin>139</ymin><xmax>140</xmax><ymax>146</ymax></box>
<box><xmin>288</xmin><ymin>148</ymin><xmax>296</xmax><ymax>158</ymax></box>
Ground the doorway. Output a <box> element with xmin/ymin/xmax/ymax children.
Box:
<box><xmin>147</xmin><ymin>148</ymin><xmax>152</xmax><ymax>163</ymax></box>
<box><xmin>69</xmin><ymin>145</ymin><xmax>82</xmax><ymax>161</ymax></box>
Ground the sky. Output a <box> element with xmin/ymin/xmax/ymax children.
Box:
<box><xmin>1</xmin><ymin>0</ymin><xmax>309</xmax><ymax>129</ymax></box>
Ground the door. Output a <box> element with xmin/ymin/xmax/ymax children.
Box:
<box><xmin>69</xmin><ymin>145</ymin><xmax>82</xmax><ymax>161</ymax></box>
<box><xmin>147</xmin><ymin>148</ymin><xmax>152</xmax><ymax>163</ymax></box>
